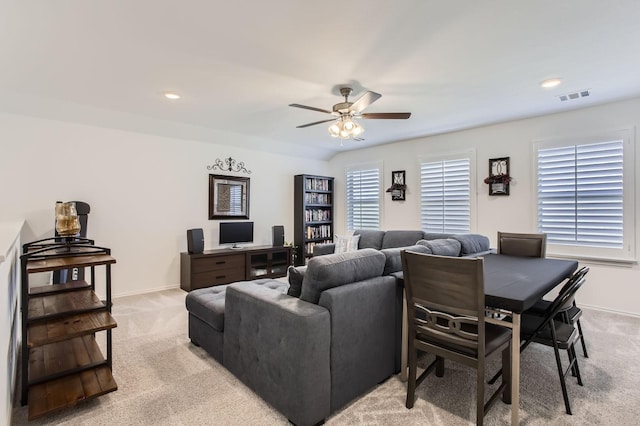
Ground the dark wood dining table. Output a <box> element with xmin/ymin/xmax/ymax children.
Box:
<box><xmin>397</xmin><ymin>253</ymin><xmax>578</xmax><ymax>425</ymax></box>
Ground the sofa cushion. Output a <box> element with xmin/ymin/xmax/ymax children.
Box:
<box><xmin>381</xmin><ymin>230</ymin><xmax>425</xmax><ymax>249</ymax></box>
<box><xmin>185</xmin><ymin>284</ymin><xmax>232</xmax><ymax>332</ymax></box>
<box><xmin>451</xmin><ymin>234</ymin><xmax>491</xmax><ymax>255</ymax></box>
<box><xmin>287</xmin><ymin>265</ymin><xmax>307</xmax><ymax>297</ymax></box>
<box><xmin>381</xmin><ymin>244</ymin><xmax>432</xmax><ymax>275</ymax></box>
<box><xmin>185</xmin><ymin>279</ymin><xmax>288</xmax><ymax>331</ymax></box>
<box><xmin>299</xmin><ymin>248</ymin><xmax>385</xmax><ymax>304</ymax></box>
<box><xmin>334</xmin><ymin>234</ymin><xmax>361</xmax><ymax>253</ymax></box>
<box><xmin>416</xmin><ymin>238</ymin><xmax>462</xmax><ymax>257</ymax></box>
<box><xmin>353</xmin><ymin>230</ymin><xmax>385</xmax><ymax>250</ymax></box>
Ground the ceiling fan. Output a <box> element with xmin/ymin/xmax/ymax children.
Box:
<box><xmin>289</xmin><ymin>87</ymin><xmax>411</xmax><ymax>140</ymax></box>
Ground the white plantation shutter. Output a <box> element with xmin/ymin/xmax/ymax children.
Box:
<box><xmin>537</xmin><ymin>140</ymin><xmax>624</xmax><ymax>248</ymax></box>
<box><xmin>420</xmin><ymin>158</ymin><xmax>471</xmax><ymax>233</ymax></box>
<box><xmin>346</xmin><ymin>168</ymin><xmax>380</xmax><ymax>230</ymax></box>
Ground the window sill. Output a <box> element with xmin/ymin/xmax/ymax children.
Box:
<box><xmin>547</xmin><ymin>252</ymin><xmax>637</xmax><ymax>268</ymax></box>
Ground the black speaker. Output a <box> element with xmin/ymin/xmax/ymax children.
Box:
<box><xmin>272</xmin><ymin>225</ymin><xmax>284</xmax><ymax>247</ymax></box>
<box><xmin>187</xmin><ymin>228</ymin><xmax>204</xmax><ymax>254</ymax></box>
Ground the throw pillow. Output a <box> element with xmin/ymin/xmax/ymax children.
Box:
<box><xmin>287</xmin><ymin>265</ymin><xmax>306</xmax><ymax>297</ymax></box>
<box><xmin>381</xmin><ymin>244</ymin><xmax>431</xmax><ymax>275</ymax></box>
<box><xmin>417</xmin><ymin>238</ymin><xmax>462</xmax><ymax>257</ymax></box>
<box><xmin>334</xmin><ymin>234</ymin><xmax>361</xmax><ymax>254</ymax></box>
<box><xmin>450</xmin><ymin>234</ymin><xmax>490</xmax><ymax>255</ymax></box>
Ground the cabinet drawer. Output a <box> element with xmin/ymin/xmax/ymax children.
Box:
<box><xmin>192</xmin><ymin>268</ymin><xmax>246</xmax><ymax>287</ymax></box>
<box><xmin>191</xmin><ymin>254</ymin><xmax>244</xmax><ymax>273</ymax></box>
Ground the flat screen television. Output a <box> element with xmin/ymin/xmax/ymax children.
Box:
<box><xmin>219</xmin><ymin>221</ymin><xmax>254</xmax><ymax>248</ymax></box>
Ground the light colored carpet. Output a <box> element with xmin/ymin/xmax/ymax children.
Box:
<box><xmin>11</xmin><ymin>288</ymin><xmax>640</xmax><ymax>425</ymax></box>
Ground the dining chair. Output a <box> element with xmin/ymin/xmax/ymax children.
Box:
<box><xmin>401</xmin><ymin>251</ymin><xmax>512</xmax><ymax>426</ymax></box>
<box><xmin>497</xmin><ymin>231</ymin><xmax>547</xmax><ymax>257</ymax></box>
<box><xmin>489</xmin><ymin>267</ymin><xmax>587</xmax><ymax>415</ymax></box>
<box><xmin>530</xmin><ymin>267</ymin><xmax>590</xmax><ymax>357</ymax></box>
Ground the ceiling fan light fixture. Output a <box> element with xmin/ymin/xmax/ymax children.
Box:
<box><xmin>329</xmin><ymin>116</ymin><xmax>365</xmax><ymax>139</ymax></box>
<box><xmin>343</xmin><ymin>119</ymin><xmax>355</xmax><ymax>131</ymax></box>
<box><xmin>328</xmin><ymin>122</ymin><xmax>341</xmax><ymax>137</ymax></box>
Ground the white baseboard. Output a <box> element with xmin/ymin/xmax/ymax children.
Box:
<box><xmin>113</xmin><ymin>284</ymin><xmax>181</xmax><ymax>299</ymax></box>
<box><xmin>581</xmin><ymin>304</ymin><xmax>640</xmax><ymax>318</ymax></box>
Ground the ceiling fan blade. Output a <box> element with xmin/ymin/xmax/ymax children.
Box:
<box><xmin>349</xmin><ymin>91</ymin><xmax>382</xmax><ymax>113</ymax></box>
<box><xmin>296</xmin><ymin>118</ymin><xmax>337</xmax><ymax>128</ymax></box>
<box><xmin>360</xmin><ymin>112</ymin><xmax>412</xmax><ymax>119</ymax></box>
<box><xmin>289</xmin><ymin>103</ymin><xmax>333</xmax><ymax>114</ymax></box>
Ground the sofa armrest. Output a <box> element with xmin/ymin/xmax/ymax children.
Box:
<box><xmin>224</xmin><ymin>282</ymin><xmax>331</xmax><ymax>426</ymax></box>
<box><xmin>318</xmin><ymin>275</ymin><xmax>398</xmax><ymax>411</ymax></box>
<box><xmin>312</xmin><ymin>243</ymin><xmax>335</xmax><ymax>256</ymax></box>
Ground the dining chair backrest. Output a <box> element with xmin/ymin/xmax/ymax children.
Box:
<box><xmin>401</xmin><ymin>251</ymin><xmax>485</xmax><ymax>351</ymax></box>
<box><xmin>497</xmin><ymin>231</ymin><xmax>547</xmax><ymax>257</ymax></box>
<box><xmin>546</xmin><ymin>266</ymin><xmax>589</xmax><ymax>317</ymax></box>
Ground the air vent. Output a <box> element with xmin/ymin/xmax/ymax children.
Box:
<box><xmin>559</xmin><ymin>89</ymin><xmax>591</xmax><ymax>102</ymax></box>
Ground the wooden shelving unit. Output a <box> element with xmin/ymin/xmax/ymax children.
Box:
<box><xmin>294</xmin><ymin>174</ymin><xmax>334</xmax><ymax>266</ymax></box>
<box><xmin>20</xmin><ymin>238</ymin><xmax>117</xmax><ymax>420</ymax></box>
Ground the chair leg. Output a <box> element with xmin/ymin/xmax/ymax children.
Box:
<box><xmin>435</xmin><ymin>356</ymin><xmax>445</xmax><ymax>377</ymax></box>
<box><xmin>568</xmin><ymin>341</ymin><xmax>579</xmax><ymax>378</ymax></box>
<box><xmin>477</xmin><ymin>362</ymin><xmax>485</xmax><ymax>426</ymax></box>
<box><xmin>570</xmin><ymin>343</ymin><xmax>583</xmax><ymax>386</ymax></box>
<box><xmin>501</xmin><ymin>345</ymin><xmax>512</xmax><ymax>404</ymax></box>
<box><xmin>550</xmin><ymin>326</ymin><xmax>572</xmax><ymax>415</ymax></box>
<box><xmin>576</xmin><ymin>319</ymin><xmax>589</xmax><ymax>358</ymax></box>
<box><xmin>560</xmin><ymin>311</ymin><xmax>580</xmax><ymax>378</ymax></box>
<box><xmin>406</xmin><ymin>341</ymin><xmax>417</xmax><ymax>409</ymax></box>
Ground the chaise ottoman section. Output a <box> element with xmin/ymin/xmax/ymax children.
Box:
<box><xmin>185</xmin><ymin>279</ymin><xmax>288</xmax><ymax>363</ymax></box>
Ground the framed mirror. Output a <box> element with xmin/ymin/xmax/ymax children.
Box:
<box><xmin>209</xmin><ymin>174</ymin><xmax>250</xmax><ymax>219</ymax></box>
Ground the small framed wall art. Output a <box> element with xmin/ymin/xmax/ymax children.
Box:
<box><xmin>485</xmin><ymin>157</ymin><xmax>511</xmax><ymax>196</ymax></box>
<box><xmin>386</xmin><ymin>170</ymin><xmax>407</xmax><ymax>201</ymax></box>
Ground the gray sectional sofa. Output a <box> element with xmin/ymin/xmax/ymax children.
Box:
<box><xmin>313</xmin><ymin>229</ymin><xmax>492</xmax><ymax>258</ymax></box>
<box><xmin>185</xmin><ymin>230</ymin><xmax>491</xmax><ymax>426</ymax></box>
<box><xmin>186</xmin><ymin>249</ymin><xmax>398</xmax><ymax>426</ymax></box>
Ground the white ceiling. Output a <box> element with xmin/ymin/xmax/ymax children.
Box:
<box><xmin>2</xmin><ymin>1</ymin><xmax>640</xmax><ymax>160</ymax></box>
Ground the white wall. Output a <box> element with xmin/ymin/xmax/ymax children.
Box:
<box><xmin>328</xmin><ymin>97</ymin><xmax>640</xmax><ymax>316</ymax></box>
<box><xmin>0</xmin><ymin>113</ymin><xmax>329</xmax><ymax>297</ymax></box>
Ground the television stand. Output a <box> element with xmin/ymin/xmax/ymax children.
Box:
<box><xmin>180</xmin><ymin>245</ymin><xmax>292</xmax><ymax>291</ymax></box>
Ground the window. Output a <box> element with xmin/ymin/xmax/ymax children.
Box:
<box><xmin>420</xmin><ymin>157</ymin><xmax>472</xmax><ymax>233</ymax></box>
<box><xmin>535</xmin><ymin>130</ymin><xmax>635</xmax><ymax>261</ymax></box>
<box><xmin>346</xmin><ymin>167</ymin><xmax>381</xmax><ymax>230</ymax></box>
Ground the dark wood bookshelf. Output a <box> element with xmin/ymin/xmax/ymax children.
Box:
<box><xmin>294</xmin><ymin>174</ymin><xmax>334</xmax><ymax>266</ymax></box>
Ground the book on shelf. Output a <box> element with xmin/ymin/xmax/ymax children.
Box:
<box><xmin>306</xmin><ymin>224</ymin><xmax>331</xmax><ymax>239</ymax></box>
<box><xmin>305</xmin><ymin>192</ymin><xmax>331</xmax><ymax>204</ymax></box>
<box><xmin>305</xmin><ymin>209</ymin><xmax>331</xmax><ymax>222</ymax></box>
<box><xmin>305</xmin><ymin>178</ymin><xmax>330</xmax><ymax>191</ymax></box>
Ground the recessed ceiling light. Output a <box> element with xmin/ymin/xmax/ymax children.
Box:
<box><xmin>541</xmin><ymin>78</ymin><xmax>562</xmax><ymax>88</ymax></box>
<box><xmin>163</xmin><ymin>92</ymin><xmax>181</xmax><ymax>100</ymax></box>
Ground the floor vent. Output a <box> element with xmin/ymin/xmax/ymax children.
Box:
<box><xmin>559</xmin><ymin>89</ymin><xmax>591</xmax><ymax>102</ymax></box>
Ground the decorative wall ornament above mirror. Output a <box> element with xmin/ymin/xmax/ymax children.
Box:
<box><xmin>209</xmin><ymin>174</ymin><xmax>250</xmax><ymax>219</ymax></box>
<box><xmin>207</xmin><ymin>157</ymin><xmax>252</xmax><ymax>174</ymax></box>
